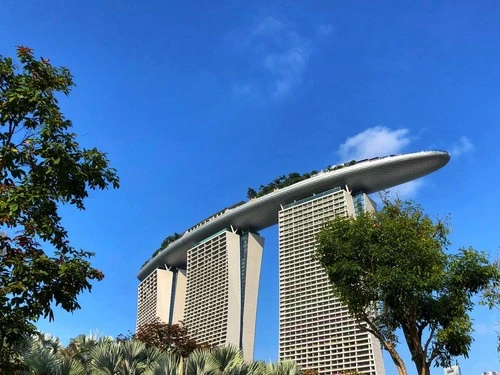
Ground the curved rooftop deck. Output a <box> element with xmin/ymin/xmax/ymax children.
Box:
<box><xmin>138</xmin><ymin>150</ymin><xmax>450</xmax><ymax>281</ymax></box>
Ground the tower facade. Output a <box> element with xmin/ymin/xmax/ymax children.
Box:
<box><xmin>444</xmin><ymin>366</ymin><xmax>461</xmax><ymax>375</ymax></box>
<box><xmin>137</xmin><ymin>152</ymin><xmax>450</xmax><ymax>368</ymax></box>
<box><xmin>278</xmin><ymin>187</ymin><xmax>384</xmax><ymax>374</ymax></box>
<box><xmin>182</xmin><ymin>229</ymin><xmax>263</xmax><ymax>361</ymax></box>
<box><xmin>136</xmin><ymin>267</ymin><xmax>186</xmax><ymax>329</ymax></box>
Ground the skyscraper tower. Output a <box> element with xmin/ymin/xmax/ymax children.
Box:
<box><xmin>183</xmin><ymin>229</ymin><xmax>263</xmax><ymax>361</ymax></box>
<box><xmin>136</xmin><ymin>267</ymin><xmax>186</xmax><ymax>329</ymax></box>
<box><xmin>278</xmin><ymin>187</ymin><xmax>384</xmax><ymax>374</ymax></box>
<box><xmin>136</xmin><ymin>151</ymin><xmax>450</xmax><ymax>371</ymax></box>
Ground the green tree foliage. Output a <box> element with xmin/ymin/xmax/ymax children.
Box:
<box><xmin>246</xmin><ymin>163</ymin><xmax>353</xmax><ymax>200</ymax></box>
<box><xmin>315</xmin><ymin>197</ymin><xmax>500</xmax><ymax>375</ymax></box>
<box><xmin>142</xmin><ymin>233</ymin><xmax>183</xmax><ymax>268</ymax></box>
<box><xmin>0</xmin><ymin>46</ymin><xmax>119</xmax><ymax>369</ymax></box>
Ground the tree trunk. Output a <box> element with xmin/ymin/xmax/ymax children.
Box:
<box><xmin>383</xmin><ymin>342</ymin><xmax>408</xmax><ymax>375</ymax></box>
<box><xmin>401</xmin><ymin>323</ymin><xmax>430</xmax><ymax>375</ymax></box>
<box><xmin>413</xmin><ymin>352</ymin><xmax>431</xmax><ymax>375</ymax></box>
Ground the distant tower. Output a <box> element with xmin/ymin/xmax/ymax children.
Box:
<box><xmin>183</xmin><ymin>229</ymin><xmax>263</xmax><ymax>361</ymax></box>
<box><xmin>278</xmin><ymin>187</ymin><xmax>385</xmax><ymax>375</ymax></box>
<box><xmin>444</xmin><ymin>365</ymin><xmax>461</xmax><ymax>375</ymax></box>
<box><xmin>136</xmin><ymin>267</ymin><xmax>186</xmax><ymax>329</ymax></box>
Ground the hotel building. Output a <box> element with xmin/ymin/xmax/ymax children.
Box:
<box><xmin>279</xmin><ymin>188</ymin><xmax>384</xmax><ymax>374</ymax></box>
<box><xmin>136</xmin><ymin>151</ymin><xmax>450</xmax><ymax>373</ymax></box>
<box><xmin>183</xmin><ymin>229</ymin><xmax>263</xmax><ymax>361</ymax></box>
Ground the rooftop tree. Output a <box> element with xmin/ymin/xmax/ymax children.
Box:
<box><xmin>0</xmin><ymin>46</ymin><xmax>119</xmax><ymax>370</ymax></box>
<box><xmin>315</xmin><ymin>196</ymin><xmax>499</xmax><ymax>375</ymax></box>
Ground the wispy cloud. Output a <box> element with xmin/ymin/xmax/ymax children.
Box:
<box><xmin>337</xmin><ymin>126</ymin><xmax>411</xmax><ymax>162</ymax></box>
<box><xmin>317</xmin><ymin>24</ymin><xmax>334</xmax><ymax>37</ymax></box>
<box><xmin>451</xmin><ymin>136</ymin><xmax>474</xmax><ymax>157</ymax></box>
<box><xmin>232</xmin><ymin>83</ymin><xmax>253</xmax><ymax>95</ymax></box>
<box><xmin>386</xmin><ymin>180</ymin><xmax>424</xmax><ymax>199</ymax></box>
<box><xmin>474</xmin><ymin>323</ymin><xmax>490</xmax><ymax>335</ymax></box>
<box><xmin>263</xmin><ymin>41</ymin><xmax>309</xmax><ymax>97</ymax></box>
<box><xmin>252</xmin><ymin>16</ymin><xmax>284</xmax><ymax>37</ymax></box>
<box><xmin>234</xmin><ymin>16</ymin><xmax>311</xmax><ymax>98</ymax></box>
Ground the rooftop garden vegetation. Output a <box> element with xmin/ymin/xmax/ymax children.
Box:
<box><xmin>144</xmin><ymin>160</ymin><xmax>361</xmax><ymax>268</ymax></box>
<box><xmin>246</xmin><ymin>160</ymin><xmax>357</xmax><ymax>199</ymax></box>
<box><xmin>142</xmin><ymin>233</ymin><xmax>182</xmax><ymax>268</ymax></box>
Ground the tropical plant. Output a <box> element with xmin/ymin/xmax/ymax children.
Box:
<box><xmin>88</xmin><ymin>341</ymin><xmax>122</xmax><ymax>375</ymax></box>
<box><xmin>19</xmin><ymin>331</ymin><xmax>307</xmax><ymax>375</ymax></box>
<box><xmin>266</xmin><ymin>360</ymin><xmax>301</xmax><ymax>375</ymax></box>
<box><xmin>22</xmin><ymin>346</ymin><xmax>58</xmax><ymax>375</ymax></box>
<box><xmin>116</xmin><ymin>340</ymin><xmax>151</xmax><ymax>375</ymax></box>
<box><xmin>143</xmin><ymin>351</ymin><xmax>179</xmax><ymax>375</ymax></box>
<box><xmin>207</xmin><ymin>345</ymin><xmax>244</xmax><ymax>374</ymax></box>
<box><xmin>185</xmin><ymin>349</ymin><xmax>216</xmax><ymax>375</ymax></box>
<box><xmin>57</xmin><ymin>356</ymin><xmax>86</xmax><ymax>375</ymax></box>
<box><xmin>17</xmin><ymin>332</ymin><xmax>84</xmax><ymax>375</ymax></box>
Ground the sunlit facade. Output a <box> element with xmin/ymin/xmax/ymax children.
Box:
<box><xmin>136</xmin><ymin>151</ymin><xmax>450</xmax><ymax>369</ymax></box>
<box><xmin>278</xmin><ymin>187</ymin><xmax>384</xmax><ymax>374</ymax></box>
<box><xmin>183</xmin><ymin>229</ymin><xmax>263</xmax><ymax>361</ymax></box>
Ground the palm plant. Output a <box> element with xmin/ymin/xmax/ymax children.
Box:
<box><xmin>143</xmin><ymin>351</ymin><xmax>179</xmax><ymax>375</ymax></box>
<box><xmin>116</xmin><ymin>340</ymin><xmax>150</xmax><ymax>375</ymax></box>
<box><xmin>64</xmin><ymin>332</ymin><xmax>114</xmax><ymax>374</ymax></box>
<box><xmin>21</xmin><ymin>333</ymin><xmax>65</xmax><ymax>375</ymax></box>
<box><xmin>63</xmin><ymin>333</ymin><xmax>99</xmax><ymax>373</ymax></box>
<box><xmin>88</xmin><ymin>340</ymin><xmax>168</xmax><ymax>375</ymax></box>
<box><xmin>22</xmin><ymin>346</ymin><xmax>58</xmax><ymax>375</ymax></box>
<box><xmin>223</xmin><ymin>360</ymin><xmax>267</xmax><ymax>375</ymax></box>
<box><xmin>34</xmin><ymin>332</ymin><xmax>62</xmax><ymax>354</ymax></box>
<box><xmin>207</xmin><ymin>345</ymin><xmax>244</xmax><ymax>375</ymax></box>
<box><xmin>88</xmin><ymin>341</ymin><xmax>122</xmax><ymax>375</ymax></box>
<box><xmin>20</xmin><ymin>331</ymin><xmax>305</xmax><ymax>375</ymax></box>
<box><xmin>56</xmin><ymin>357</ymin><xmax>86</xmax><ymax>375</ymax></box>
<box><xmin>266</xmin><ymin>361</ymin><xmax>301</xmax><ymax>375</ymax></box>
<box><xmin>185</xmin><ymin>349</ymin><xmax>216</xmax><ymax>375</ymax></box>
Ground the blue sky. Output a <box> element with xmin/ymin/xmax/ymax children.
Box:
<box><xmin>2</xmin><ymin>0</ymin><xmax>499</xmax><ymax>373</ymax></box>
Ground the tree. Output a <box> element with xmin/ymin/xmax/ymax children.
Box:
<box><xmin>0</xmin><ymin>46</ymin><xmax>119</xmax><ymax>368</ymax></box>
<box><xmin>135</xmin><ymin>319</ymin><xmax>208</xmax><ymax>359</ymax></box>
<box><xmin>315</xmin><ymin>197</ymin><xmax>500</xmax><ymax>375</ymax></box>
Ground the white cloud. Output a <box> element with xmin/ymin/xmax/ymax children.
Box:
<box><xmin>252</xmin><ymin>16</ymin><xmax>284</xmax><ymax>37</ymax></box>
<box><xmin>232</xmin><ymin>83</ymin><xmax>253</xmax><ymax>95</ymax></box>
<box><xmin>338</xmin><ymin>127</ymin><xmax>427</xmax><ymax>199</ymax></box>
<box><xmin>317</xmin><ymin>24</ymin><xmax>334</xmax><ymax>37</ymax></box>
<box><xmin>264</xmin><ymin>42</ymin><xmax>309</xmax><ymax>98</ymax></box>
<box><xmin>451</xmin><ymin>136</ymin><xmax>474</xmax><ymax>157</ymax></box>
<box><xmin>371</xmin><ymin>180</ymin><xmax>424</xmax><ymax>206</ymax></box>
<box><xmin>474</xmin><ymin>323</ymin><xmax>490</xmax><ymax>335</ymax></box>
<box><xmin>386</xmin><ymin>180</ymin><xmax>424</xmax><ymax>199</ymax></box>
<box><xmin>337</xmin><ymin>126</ymin><xmax>411</xmax><ymax>162</ymax></box>
<box><xmin>235</xmin><ymin>17</ymin><xmax>311</xmax><ymax>98</ymax></box>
